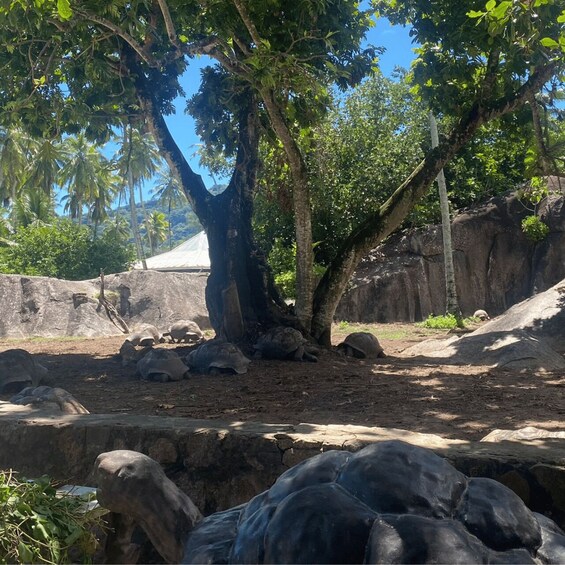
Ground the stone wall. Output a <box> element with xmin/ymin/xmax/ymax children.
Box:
<box><xmin>336</xmin><ymin>186</ymin><xmax>565</xmax><ymax>322</ymax></box>
<box><xmin>1</xmin><ymin>404</ymin><xmax>564</xmax><ymax>529</ymax></box>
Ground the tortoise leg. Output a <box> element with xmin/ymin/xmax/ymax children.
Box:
<box><xmin>295</xmin><ymin>346</ymin><xmax>317</xmax><ymax>363</ymax></box>
<box><xmin>303</xmin><ymin>351</ymin><xmax>318</xmax><ymax>363</ymax></box>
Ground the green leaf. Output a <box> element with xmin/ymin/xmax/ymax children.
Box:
<box><xmin>18</xmin><ymin>541</ymin><xmax>34</xmax><ymax>563</ymax></box>
<box><xmin>557</xmin><ymin>12</ymin><xmax>565</xmax><ymax>23</ymax></box>
<box><xmin>467</xmin><ymin>10</ymin><xmax>485</xmax><ymax>17</ymax></box>
<box><xmin>485</xmin><ymin>0</ymin><xmax>496</xmax><ymax>11</ymax></box>
<box><xmin>540</xmin><ymin>37</ymin><xmax>559</xmax><ymax>48</ymax></box>
<box><xmin>178</xmin><ymin>34</ymin><xmax>188</xmax><ymax>43</ymax></box>
<box><xmin>491</xmin><ymin>1</ymin><xmax>511</xmax><ymax>19</ymax></box>
<box><xmin>56</xmin><ymin>0</ymin><xmax>72</xmax><ymax>20</ymax></box>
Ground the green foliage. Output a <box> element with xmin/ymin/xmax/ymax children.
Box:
<box><xmin>417</xmin><ymin>314</ymin><xmax>460</xmax><ymax>329</ymax></box>
<box><xmin>377</xmin><ymin>0</ymin><xmax>565</xmax><ymax>116</ymax></box>
<box><xmin>521</xmin><ymin>215</ymin><xmax>550</xmax><ymax>242</ymax></box>
<box><xmin>520</xmin><ymin>176</ymin><xmax>550</xmax><ymax>206</ymax></box>
<box><xmin>0</xmin><ymin>471</ymin><xmax>104</xmax><ymax>564</ymax></box>
<box><xmin>256</xmin><ymin>69</ymin><xmax>534</xmax><ymax>264</ymax></box>
<box><xmin>0</xmin><ymin>220</ymin><xmax>134</xmax><ymax>280</ymax></box>
<box><xmin>269</xmin><ymin>239</ymin><xmax>326</xmax><ymax>299</ymax></box>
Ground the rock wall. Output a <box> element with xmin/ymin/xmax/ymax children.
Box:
<box><xmin>0</xmin><ymin>270</ymin><xmax>209</xmax><ymax>338</ymax></box>
<box><xmin>336</xmin><ymin>186</ymin><xmax>565</xmax><ymax>322</ymax></box>
<box><xmin>1</xmin><ymin>404</ymin><xmax>565</xmax><ymax>530</ymax></box>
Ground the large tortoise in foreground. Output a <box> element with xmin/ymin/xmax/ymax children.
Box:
<box><xmin>93</xmin><ymin>440</ymin><xmax>565</xmax><ymax>564</ymax></box>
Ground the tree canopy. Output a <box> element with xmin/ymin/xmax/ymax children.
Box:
<box><xmin>0</xmin><ymin>0</ymin><xmax>563</xmax><ymax>343</ymax></box>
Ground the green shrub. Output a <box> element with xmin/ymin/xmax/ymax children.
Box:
<box><xmin>0</xmin><ymin>220</ymin><xmax>135</xmax><ymax>280</ymax></box>
<box><xmin>521</xmin><ymin>215</ymin><xmax>549</xmax><ymax>243</ymax></box>
<box><xmin>417</xmin><ymin>313</ymin><xmax>459</xmax><ymax>329</ymax></box>
<box><xmin>0</xmin><ymin>471</ymin><xmax>104</xmax><ymax>564</ymax></box>
<box><xmin>274</xmin><ymin>263</ymin><xmax>326</xmax><ymax>299</ymax></box>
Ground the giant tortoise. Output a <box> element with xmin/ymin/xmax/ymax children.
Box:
<box><xmin>473</xmin><ymin>309</ymin><xmax>490</xmax><ymax>321</ymax></box>
<box><xmin>337</xmin><ymin>331</ymin><xmax>386</xmax><ymax>359</ymax></box>
<box><xmin>10</xmin><ymin>386</ymin><xmax>89</xmax><ymax>415</ymax></box>
<box><xmin>186</xmin><ymin>341</ymin><xmax>250</xmax><ymax>374</ymax></box>
<box><xmin>0</xmin><ymin>349</ymin><xmax>48</xmax><ymax>393</ymax></box>
<box><xmin>254</xmin><ymin>326</ymin><xmax>317</xmax><ymax>362</ymax></box>
<box><xmin>137</xmin><ymin>349</ymin><xmax>189</xmax><ymax>382</ymax></box>
<box><xmin>93</xmin><ymin>440</ymin><xmax>565</xmax><ymax>564</ymax></box>
<box><xmin>164</xmin><ymin>320</ymin><xmax>203</xmax><ymax>344</ymax></box>
<box><xmin>126</xmin><ymin>324</ymin><xmax>164</xmax><ymax>347</ymax></box>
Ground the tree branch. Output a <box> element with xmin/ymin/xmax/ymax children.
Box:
<box><xmin>155</xmin><ymin>0</ymin><xmax>180</xmax><ymax>49</ymax></box>
<box><xmin>74</xmin><ymin>8</ymin><xmax>160</xmax><ymax>68</ymax></box>
<box><xmin>480</xmin><ymin>48</ymin><xmax>500</xmax><ymax>100</ymax></box>
<box><xmin>311</xmin><ymin>59</ymin><xmax>562</xmax><ymax>342</ymax></box>
<box><xmin>231</xmin><ymin>0</ymin><xmax>262</xmax><ymax>47</ymax></box>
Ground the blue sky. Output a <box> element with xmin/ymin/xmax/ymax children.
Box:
<box><xmin>162</xmin><ymin>17</ymin><xmax>417</xmax><ymax>190</ymax></box>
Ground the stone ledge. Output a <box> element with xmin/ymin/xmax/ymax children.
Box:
<box><xmin>1</xmin><ymin>402</ymin><xmax>564</xmax><ymax>525</ymax></box>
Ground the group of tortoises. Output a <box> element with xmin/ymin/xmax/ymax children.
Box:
<box><xmin>0</xmin><ymin>348</ymin><xmax>89</xmax><ymax>414</ymax></box>
<box><xmin>0</xmin><ymin>321</ymin><xmax>390</xmax><ymax>411</ymax></box>
<box><xmin>120</xmin><ymin>321</ymin><xmax>389</xmax><ymax>382</ymax></box>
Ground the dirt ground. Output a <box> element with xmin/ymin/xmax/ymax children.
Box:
<box><xmin>1</xmin><ymin>322</ymin><xmax>564</xmax><ymax>442</ymax></box>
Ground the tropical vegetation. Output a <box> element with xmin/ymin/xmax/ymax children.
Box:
<box><xmin>0</xmin><ymin>0</ymin><xmax>563</xmax><ymax>344</ymax></box>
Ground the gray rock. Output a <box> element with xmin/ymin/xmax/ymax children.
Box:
<box><xmin>336</xmin><ymin>187</ymin><xmax>565</xmax><ymax>323</ymax></box>
<box><xmin>0</xmin><ymin>271</ymin><xmax>209</xmax><ymax>339</ymax></box>
<box><xmin>481</xmin><ymin>427</ymin><xmax>565</xmax><ymax>442</ymax></box>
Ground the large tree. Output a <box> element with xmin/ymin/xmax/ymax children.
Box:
<box><xmin>0</xmin><ymin>0</ymin><xmax>563</xmax><ymax>343</ymax></box>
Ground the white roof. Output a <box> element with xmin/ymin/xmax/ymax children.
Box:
<box><xmin>134</xmin><ymin>230</ymin><xmax>210</xmax><ymax>271</ymax></box>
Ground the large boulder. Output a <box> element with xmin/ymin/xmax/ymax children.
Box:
<box><xmin>0</xmin><ymin>270</ymin><xmax>209</xmax><ymax>339</ymax></box>
<box><xmin>336</xmin><ymin>182</ymin><xmax>565</xmax><ymax>323</ymax></box>
<box><xmin>403</xmin><ymin>278</ymin><xmax>565</xmax><ymax>369</ymax></box>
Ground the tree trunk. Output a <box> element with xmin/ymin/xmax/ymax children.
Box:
<box><xmin>429</xmin><ymin>112</ymin><xmax>461</xmax><ymax>321</ymax></box>
<box><xmin>128</xmin><ymin>167</ymin><xmax>147</xmax><ymax>270</ymax></box>
<box><xmin>130</xmin><ymin>61</ymin><xmax>292</xmax><ymax>339</ymax></box>
<box><xmin>260</xmin><ymin>88</ymin><xmax>314</xmax><ymax>332</ymax></box>
<box><xmin>123</xmin><ymin>125</ymin><xmax>147</xmax><ymax>270</ymax></box>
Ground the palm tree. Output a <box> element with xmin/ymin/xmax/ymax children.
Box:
<box><xmin>12</xmin><ymin>190</ymin><xmax>54</xmax><ymax>227</ymax></box>
<box><xmin>59</xmin><ymin>133</ymin><xmax>110</xmax><ymax>225</ymax></box>
<box><xmin>23</xmin><ymin>138</ymin><xmax>66</xmax><ymax>199</ymax></box>
<box><xmin>0</xmin><ymin>126</ymin><xmax>30</xmax><ymax>208</ymax></box>
<box><xmin>152</xmin><ymin>169</ymin><xmax>186</xmax><ymax>249</ymax></box>
<box><xmin>88</xmin><ymin>162</ymin><xmax>120</xmax><ymax>237</ymax></box>
<box><xmin>115</xmin><ymin>124</ymin><xmax>163</xmax><ymax>266</ymax></box>
<box><xmin>104</xmin><ymin>214</ymin><xmax>131</xmax><ymax>241</ymax></box>
<box><xmin>145</xmin><ymin>211</ymin><xmax>169</xmax><ymax>255</ymax></box>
